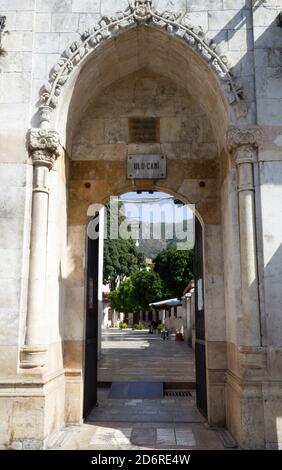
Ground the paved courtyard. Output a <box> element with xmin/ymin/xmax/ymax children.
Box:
<box><xmin>48</xmin><ymin>330</ymin><xmax>233</xmax><ymax>450</ymax></box>
<box><xmin>48</xmin><ymin>389</ymin><xmax>227</xmax><ymax>450</ymax></box>
<box><xmin>98</xmin><ymin>329</ymin><xmax>196</xmax><ymax>384</ymax></box>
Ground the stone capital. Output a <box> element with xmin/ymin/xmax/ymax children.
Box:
<box><xmin>227</xmin><ymin>127</ymin><xmax>263</xmax><ymax>152</ymax></box>
<box><xmin>29</xmin><ymin>128</ymin><xmax>61</xmax><ymax>170</ymax></box>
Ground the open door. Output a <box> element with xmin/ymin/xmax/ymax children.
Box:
<box><xmin>83</xmin><ymin>223</ymin><xmax>99</xmax><ymax>418</ymax></box>
<box><xmin>194</xmin><ymin>218</ymin><xmax>208</xmax><ymax>417</ymax></box>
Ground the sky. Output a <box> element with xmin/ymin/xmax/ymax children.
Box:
<box><xmin>120</xmin><ymin>192</ymin><xmax>194</xmax><ymax>224</ymax></box>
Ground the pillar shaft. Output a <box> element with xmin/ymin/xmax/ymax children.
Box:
<box><xmin>25</xmin><ymin>165</ymin><xmax>49</xmax><ymax>345</ymax></box>
<box><xmin>228</xmin><ymin>127</ymin><xmax>262</xmax><ymax>347</ymax></box>
<box><xmin>21</xmin><ymin>128</ymin><xmax>61</xmax><ymax>369</ymax></box>
<box><xmin>236</xmin><ymin>151</ymin><xmax>260</xmax><ymax>346</ymax></box>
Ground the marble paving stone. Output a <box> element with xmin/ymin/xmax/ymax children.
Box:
<box><xmin>175</xmin><ymin>429</ymin><xmax>196</xmax><ymax>447</ymax></box>
<box><xmin>157</xmin><ymin>428</ymin><xmax>176</xmax><ymax>446</ymax></box>
<box><xmin>131</xmin><ymin>428</ymin><xmax>156</xmax><ymax>446</ymax></box>
<box><xmin>48</xmin><ymin>327</ymin><xmax>224</xmax><ymax>450</ymax></box>
<box><xmin>87</xmin><ymin>388</ymin><xmax>205</xmax><ymax>423</ymax></box>
<box><xmin>127</xmin><ymin>399</ymin><xmax>143</xmax><ymax>404</ymax></box>
<box><xmin>112</xmin><ymin>428</ymin><xmax>132</xmax><ymax>445</ymax></box>
<box><xmin>90</xmin><ymin>427</ymin><xmax>132</xmax><ymax>446</ymax></box>
<box><xmin>49</xmin><ymin>420</ymin><xmax>226</xmax><ymax>450</ymax></box>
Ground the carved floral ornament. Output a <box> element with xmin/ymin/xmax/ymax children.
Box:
<box><xmin>227</xmin><ymin>127</ymin><xmax>263</xmax><ymax>164</ymax></box>
<box><xmin>132</xmin><ymin>0</ymin><xmax>153</xmax><ymax>22</ymax></box>
<box><xmin>228</xmin><ymin>127</ymin><xmax>263</xmax><ymax>149</ymax></box>
<box><xmin>29</xmin><ymin>129</ymin><xmax>61</xmax><ymax>170</ymax></box>
<box><xmin>39</xmin><ymin>0</ymin><xmax>244</xmax><ymax>123</ymax></box>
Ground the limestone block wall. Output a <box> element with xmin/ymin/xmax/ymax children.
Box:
<box><xmin>252</xmin><ymin>2</ymin><xmax>282</xmax><ymax>352</ymax></box>
<box><xmin>260</xmin><ymin>161</ymin><xmax>282</xmax><ymax>347</ymax></box>
<box><xmin>0</xmin><ymin>1</ymin><xmax>257</xmax><ymax>128</ymax></box>
<box><xmin>0</xmin><ymin>3</ymin><xmax>35</xmax><ymax>377</ymax></box>
<box><xmin>252</xmin><ymin>9</ymin><xmax>282</xmax><ymax>447</ymax></box>
<box><xmin>0</xmin><ymin>163</ymin><xmax>32</xmax><ymax>377</ymax></box>
<box><xmin>72</xmin><ymin>70</ymin><xmax>217</xmax><ymax>163</ymax></box>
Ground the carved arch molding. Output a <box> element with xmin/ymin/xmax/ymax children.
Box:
<box><xmin>38</xmin><ymin>0</ymin><xmax>244</xmax><ymax>124</ymax></box>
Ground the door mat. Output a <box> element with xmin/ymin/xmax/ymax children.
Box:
<box><xmin>108</xmin><ymin>381</ymin><xmax>163</xmax><ymax>399</ymax></box>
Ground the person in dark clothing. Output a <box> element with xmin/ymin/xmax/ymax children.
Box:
<box><xmin>152</xmin><ymin>320</ymin><xmax>158</xmax><ymax>334</ymax></box>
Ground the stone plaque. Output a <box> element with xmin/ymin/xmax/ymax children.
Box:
<box><xmin>129</xmin><ymin>117</ymin><xmax>160</xmax><ymax>143</ymax></box>
<box><xmin>127</xmin><ymin>155</ymin><xmax>166</xmax><ymax>179</ymax></box>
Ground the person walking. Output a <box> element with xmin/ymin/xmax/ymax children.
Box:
<box><xmin>162</xmin><ymin>316</ymin><xmax>170</xmax><ymax>340</ymax></box>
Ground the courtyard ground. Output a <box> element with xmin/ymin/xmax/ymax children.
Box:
<box><xmin>48</xmin><ymin>330</ymin><xmax>233</xmax><ymax>450</ymax></box>
<box><xmin>98</xmin><ymin>329</ymin><xmax>195</xmax><ymax>384</ymax></box>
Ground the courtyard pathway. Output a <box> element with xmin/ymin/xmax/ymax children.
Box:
<box><xmin>98</xmin><ymin>329</ymin><xmax>195</xmax><ymax>384</ymax></box>
<box><xmin>48</xmin><ymin>389</ymin><xmax>227</xmax><ymax>450</ymax></box>
<box><xmin>47</xmin><ymin>330</ymin><xmax>234</xmax><ymax>450</ymax></box>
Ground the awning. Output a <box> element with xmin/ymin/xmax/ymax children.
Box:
<box><xmin>149</xmin><ymin>298</ymin><xmax>182</xmax><ymax>310</ymax></box>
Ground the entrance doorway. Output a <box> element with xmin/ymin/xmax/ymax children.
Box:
<box><xmin>83</xmin><ymin>191</ymin><xmax>207</xmax><ymax>422</ymax></box>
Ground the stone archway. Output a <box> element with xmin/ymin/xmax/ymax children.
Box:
<box><xmin>37</xmin><ymin>0</ymin><xmax>243</xmax><ymax>129</ymax></box>
<box><xmin>19</xmin><ymin>1</ymin><xmax>264</xmax><ymax>450</ymax></box>
<box><xmin>63</xmin><ymin>61</ymin><xmax>226</xmax><ymax>428</ymax></box>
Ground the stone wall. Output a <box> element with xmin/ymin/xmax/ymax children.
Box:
<box><xmin>0</xmin><ymin>163</ymin><xmax>32</xmax><ymax>378</ymax></box>
<box><xmin>72</xmin><ymin>69</ymin><xmax>217</xmax><ymax>162</ymax></box>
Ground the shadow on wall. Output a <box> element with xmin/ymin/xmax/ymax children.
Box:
<box><xmin>212</xmin><ymin>0</ymin><xmax>280</xmax><ymax>126</ymax></box>
<box><xmin>252</xmin><ymin>239</ymin><xmax>282</xmax><ymax>449</ymax></box>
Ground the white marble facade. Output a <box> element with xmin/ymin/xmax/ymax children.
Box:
<box><xmin>0</xmin><ymin>0</ymin><xmax>282</xmax><ymax>450</ymax></box>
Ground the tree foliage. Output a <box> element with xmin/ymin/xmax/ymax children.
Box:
<box><xmin>154</xmin><ymin>247</ymin><xmax>194</xmax><ymax>299</ymax></box>
<box><xmin>109</xmin><ymin>277</ymin><xmax>135</xmax><ymax>314</ymax></box>
<box><xmin>109</xmin><ymin>270</ymin><xmax>163</xmax><ymax>313</ymax></box>
<box><xmin>103</xmin><ymin>238</ymin><xmax>144</xmax><ymax>290</ymax></box>
<box><xmin>103</xmin><ymin>201</ymin><xmax>145</xmax><ymax>290</ymax></box>
<box><xmin>130</xmin><ymin>270</ymin><xmax>163</xmax><ymax>312</ymax></box>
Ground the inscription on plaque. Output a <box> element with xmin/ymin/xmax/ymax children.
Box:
<box><xmin>129</xmin><ymin>117</ymin><xmax>160</xmax><ymax>143</ymax></box>
<box><xmin>128</xmin><ymin>155</ymin><xmax>166</xmax><ymax>179</ymax></box>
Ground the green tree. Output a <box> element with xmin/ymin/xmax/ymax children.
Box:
<box><xmin>109</xmin><ymin>277</ymin><xmax>135</xmax><ymax>314</ymax></box>
<box><xmin>103</xmin><ymin>238</ymin><xmax>144</xmax><ymax>290</ymax></box>
<box><xmin>109</xmin><ymin>270</ymin><xmax>163</xmax><ymax>314</ymax></box>
<box><xmin>154</xmin><ymin>247</ymin><xmax>194</xmax><ymax>299</ymax></box>
<box><xmin>103</xmin><ymin>202</ymin><xmax>145</xmax><ymax>290</ymax></box>
<box><xmin>130</xmin><ymin>270</ymin><xmax>163</xmax><ymax>312</ymax></box>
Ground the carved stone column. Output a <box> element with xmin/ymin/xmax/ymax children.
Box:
<box><xmin>20</xmin><ymin>129</ymin><xmax>61</xmax><ymax>369</ymax></box>
<box><xmin>228</xmin><ymin>127</ymin><xmax>262</xmax><ymax>347</ymax></box>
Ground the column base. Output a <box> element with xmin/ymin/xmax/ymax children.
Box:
<box><xmin>20</xmin><ymin>345</ymin><xmax>48</xmax><ymax>369</ymax></box>
<box><xmin>0</xmin><ymin>371</ymin><xmax>65</xmax><ymax>449</ymax></box>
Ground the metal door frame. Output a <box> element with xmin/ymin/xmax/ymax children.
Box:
<box><xmin>194</xmin><ymin>218</ymin><xmax>208</xmax><ymax>417</ymax></box>
<box><xmin>83</xmin><ymin>219</ymin><xmax>99</xmax><ymax>418</ymax></box>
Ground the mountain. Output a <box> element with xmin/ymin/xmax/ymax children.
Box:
<box><xmin>127</xmin><ymin>219</ymin><xmax>194</xmax><ymax>259</ymax></box>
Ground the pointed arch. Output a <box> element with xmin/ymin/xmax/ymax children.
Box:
<box><xmin>38</xmin><ymin>0</ymin><xmax>244</xmax><ymax>131</ymax></box>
